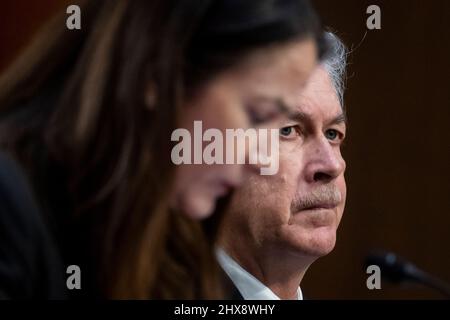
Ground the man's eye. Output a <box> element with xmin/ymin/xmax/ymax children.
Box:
<box><xmin>325</xmin><ymin>129</ymin><xmax>339</xmax><ymax>140</ymax></box>
<box><xmin>280</xmin><ymin>126</ymin><xmax>295</xmax><ymax>137</ymax></box>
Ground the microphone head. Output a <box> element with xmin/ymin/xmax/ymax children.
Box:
<box><xmin>364</xmin><ymin>251</ymin><xmax>421</xmax><ymax>284</ymax></box>
<box><xmin>364</xmin><ymin>250</ymin><xmax>450</xmax><ymax>298</ymax></box>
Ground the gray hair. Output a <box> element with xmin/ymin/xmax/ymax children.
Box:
<box><xmin>321</xmin><ymin>32</ymin><xmax>347</xmax><ymax>106</ymax></box>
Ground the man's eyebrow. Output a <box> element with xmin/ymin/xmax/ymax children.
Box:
<box><xmin>257</xmin><ymin>97</ymin><xmax>302</xmax><ymax>121</ymax></box>
<box><xmin>260</xmin><ymin>98</ymin><xmax>347</xmax><ymax>126</ymax></box>
<box><xmin>284</xmin><ymin>108</ymin><xmax>347</xmax><ymax>127</ymax></box>
<box><xmin>268</xmin><ymin>98</ymin><xmax>293</xmax><ymax>116</ymax></box>
<box><xmin>286</xmin><ymin>110</ymin><xmax>310</xmax><ymax>122</ymax></box>
<box><xmin>329</xmin><ymin>112</ymin><xmax>347</xmax><ymax>126</ymax></box>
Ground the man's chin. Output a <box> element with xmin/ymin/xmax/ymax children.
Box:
<box><xmin>287</xmin><ymin>229</ymin><xmax>337</xmax><ymax>258</ymax></box>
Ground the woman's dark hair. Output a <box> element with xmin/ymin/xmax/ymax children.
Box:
<box><xmin>0</xmin><ymin>0</ymin><xmax>325</xmax><ymax>298</ymax></box>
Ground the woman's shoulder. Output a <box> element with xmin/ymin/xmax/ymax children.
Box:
<box><xmin>0</xmin><ymin>151</ymin><xmax>48</xmax><ymax>234</ymax></box>
<box><xmin>0</xmin><ymin>151</ymin><xmax>38</xmax><ymax>211</ymax></box>
<box><xmin>0</xmin><ymin>151</ymin><xmax>67</xmax><ymax>299</ymax></box>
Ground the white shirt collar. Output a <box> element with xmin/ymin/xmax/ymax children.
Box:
<box><xmin>216</xmin><ymin>248</ymin><xmax>303</xmax><ymax>300</ymax></box>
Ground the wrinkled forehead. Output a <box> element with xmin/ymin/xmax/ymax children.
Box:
<box><xmin>293</xmin><ymin>66</ymin><xmax>343</xmax><ymax>118</ymax></box>
<box><xmin>220</xmin><ymin>39</ymin><xmax>319</xmax><ymax>96</ymax></box>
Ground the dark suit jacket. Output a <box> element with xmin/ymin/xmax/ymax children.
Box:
<box><xmin>0</xmin><ymin>152</ymin><xmax>67</xmax><ymax>299</ymax></box>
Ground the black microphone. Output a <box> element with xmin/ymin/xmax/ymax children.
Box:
<box><xmin>364</xmin><ymin>251</ymin><xmax>450</xmax><ymax>298</ymax></box>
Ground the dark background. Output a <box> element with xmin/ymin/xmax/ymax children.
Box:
<box><xmin>1</xmin><ymin>1</ymin><xmax>449</xmax><ymax>299</ymax></box>
<box><xmin>306</xmin><ymin>0</ymin><xmax>450</xmax><ymax>299</ymax></box>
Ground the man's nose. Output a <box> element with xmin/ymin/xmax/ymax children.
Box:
<box><xmin>303</xmin><ymin>137</ymin><xmax>346</xmax><ymax>184</ymax></box>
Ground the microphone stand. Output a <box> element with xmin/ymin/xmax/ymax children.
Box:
<box><xmin>365</xmin><ymin>251</ymin><xmax>450</xmax><ymax>298</ymax></box>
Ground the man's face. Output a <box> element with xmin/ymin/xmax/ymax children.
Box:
<box><xmin>223</xmin><ymin>66</ymin><xmax>347</xmax><ymax>258</ymax></box>
<box><xmin>170</xmin><ymin>39</ymin><xmax>317</xmax><ymax>219</ymax></box>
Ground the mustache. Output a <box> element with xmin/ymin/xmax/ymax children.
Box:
<box><xmin>291</xmin><ymin>185</ymin><xmax>342</xmax><ymax>212</ymax></box>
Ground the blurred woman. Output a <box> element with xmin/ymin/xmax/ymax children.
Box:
<box><xmin>0</xmin><ymin>0</ymin><xmax>326</xmax><ymax>298</ymax></box>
